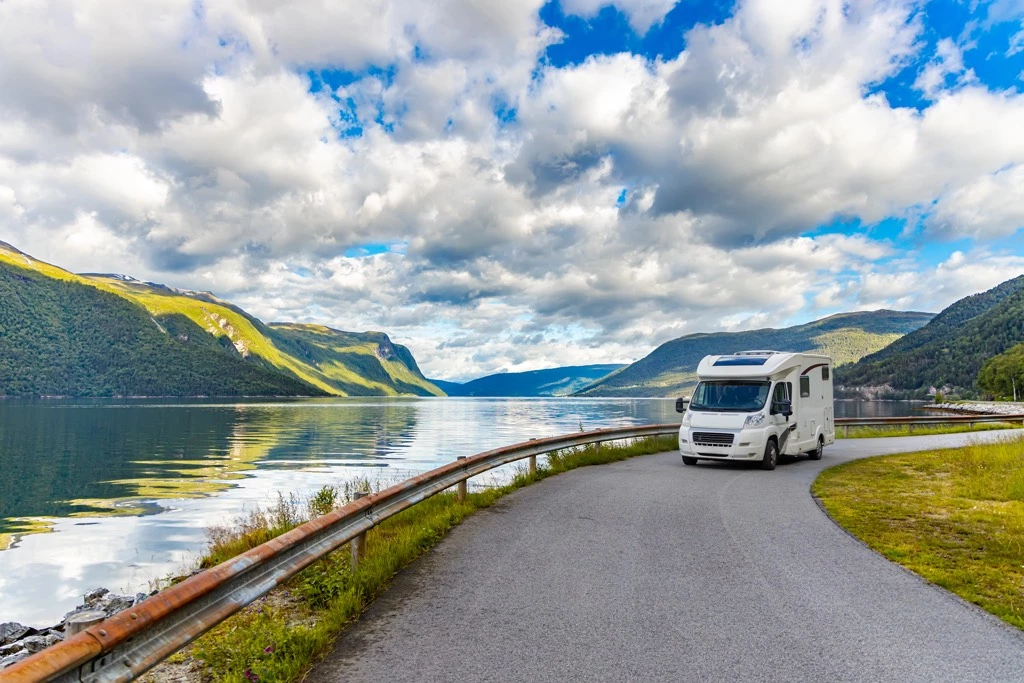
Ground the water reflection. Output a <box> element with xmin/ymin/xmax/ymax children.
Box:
<box><xmin>0</xmin><ymin>397</ymin><xmax>922</xmax><ymax>624</ymax></box>
<box><xmin>832</xmin><ymin>400</ymin><xmax>930</xmax><ymax>418</ymax></box>
<box><xmin>0</xmin><ymin>397</ymin><xmax>678</xmax><ymax>624</ymax></box>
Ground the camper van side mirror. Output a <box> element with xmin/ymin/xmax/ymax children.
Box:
<box><xmin>772</xmin><ymin>399</ymin><xmax>793</xmax><ymax>417</ymax></box>
<box><xmin>675</xmin><ymin>397</ymin><xmax>689</xmax><ymax>413</ymax></box>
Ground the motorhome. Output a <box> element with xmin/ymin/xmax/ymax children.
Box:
<box><xmin>676</xmin><ymin>350</ymin><xmax>835</xmax><ymax>470</ymax></box>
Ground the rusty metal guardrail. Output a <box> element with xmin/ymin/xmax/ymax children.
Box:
<box><xmin>834</xmin><ymin>412</ymin><xmax>1024</xmax><ymax>436</ymax></box>
<box><xmin>1</xmin><ymin>423</ymin><xmax>679</xmax><ymax>683</ymax></box>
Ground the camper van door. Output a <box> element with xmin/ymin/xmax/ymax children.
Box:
<box><xmin>770</xmin><ymin>380</ymin><xmax>795</xmax><ymax>453</ymax></box>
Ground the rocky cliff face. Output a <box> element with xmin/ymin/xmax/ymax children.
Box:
<box><xmin>375</xmin><ymin>335</ymin><xmax>397</xmax><ymax>361</ymax></box>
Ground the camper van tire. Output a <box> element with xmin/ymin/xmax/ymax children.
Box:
<box><xmin>761</xmin><ymin>439</ymin><xmax>778</xmax><ymax>470</ymax></box>
<box><xmin>682</xmin><ymin>456</ymin><xmax>699</xmax><ymax>466</ymax></box>
<box><xmin>808</xmin><ymin>436</ymin><xmax>824</xmax><ymax>461</ymax></box>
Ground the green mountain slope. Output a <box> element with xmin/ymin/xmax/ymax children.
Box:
<box><xmin>837</xmin><ymin>275</ymin><xmax>1024</xmax><ymax>395</ymax></box>
<box><xmin>0</xmin><ymin>261</ymin><xmax>319</xmax><ymax>397</ymax></box>
<box><xmin>978</xmin><ymin>342</ymin><xmax>1024</xmax><ymax>398</ymax></box>
<box><xmin>435</xmin><ymin>364</ymin><xmax>625</xmax><ymax>397</ymax></box>
<box><xmin>269</xmin><ymin>324</ymin><xmax>443</xmax><ymax>397</ymax></box>
<box><xmin>577</xmin><ymin>311</ymin><xmax>934</xmax><ymax>398</ymax></box>
<box><xmin>0</xmin><ymin>242</ymin><xmax>442</xmax><ymax>397</ymax></box>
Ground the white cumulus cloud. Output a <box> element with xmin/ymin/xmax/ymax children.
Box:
<box><xmin>0</xmin><ymin>0</ymin><xmax>1023</xmax><ymax>379</ymax></box>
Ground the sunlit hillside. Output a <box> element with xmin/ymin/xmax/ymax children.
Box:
<box><xmin>0</xmin><ymin>242</ymin><xmax>441</xmax><ymax>397</ymax></box>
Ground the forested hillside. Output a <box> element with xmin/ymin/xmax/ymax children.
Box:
<box><xmin>0</xmin><ymin>242</ymin><xmax>442</xmax><ymax>397</ymax></box>
<box><xmin>435</xmin><ymin>364</ymin><xmax>624</xmax><ymax>397</ymax></box>
<box><xmin>577</xmin><ymin>311</ymin><xmax>933</xmax><ymax>397</ymax></box>
<box><xmin>269</xmin><ymin>324</ymin><xmax>443</xmax><ymax>396</ymax></box>
<box><xmin>978</xmin><ymin>343</ymin><xmax>1024</xmax><ymax>398</ymax></box>
<box><xmin>0</xmin><ymin>262</ymin><xmax>319</xmax><ymax>397</ymax></box>
<box><xmin>838</xmin><ymin>275</ymin><xmax>1024</xmax><ymax>396</ymax></box>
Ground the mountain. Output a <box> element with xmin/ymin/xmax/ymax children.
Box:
<box><xmin>576</xmin><ymin>311</ymin><xmax>934</xmax><ymax>398</ymax></box>
<box><xmin>837</xmin><ymin>275</ymin><xmax>1024</xmax><ymax>396</ymax></box>
<box><xmin>0</xmin><ymin>242</ymin><xmax>443</xmax><ymax>397</ymax></box>
<box><xmin>434</xmin><ymin>364</ymin><xmax>625</xmax><ymax>397</ymax></box>
<box><xmin>268</xmin><ymin>324</ymin><xmax>441</xmax><ymax>396</ymax></box>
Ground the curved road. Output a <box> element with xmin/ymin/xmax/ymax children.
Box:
<box><xmin>308</xmin><ymin>432</ymin><xmax>1024</xmax><ymax>682</ymax></box>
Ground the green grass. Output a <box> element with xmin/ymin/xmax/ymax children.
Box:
<box><xmin>813</xmin><ymin>434</ymin><xmax>1024</xmax><ymax>630</ymax></box>
<box><xmin>837</xmin><ymin>422</ymin><xmax>1022</xmax><ymax>439</ymax></box>
<box><xmin>152</xmin><ymin>435</ymin><xmax>677</xmax><ymax>682</ymax></box>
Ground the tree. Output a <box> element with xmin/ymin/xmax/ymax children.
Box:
<box><xmin>978</xmin><ymin>343</ymin><xmax>1024</xmax><ymax>401</ymax></box>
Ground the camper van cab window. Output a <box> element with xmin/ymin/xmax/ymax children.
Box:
<box><xmin>689</xmin><ymin>381</ymin><xmax>771</xmax><ymax>412</ymax></box>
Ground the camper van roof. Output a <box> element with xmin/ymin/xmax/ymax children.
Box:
<box><xmin>696</xmin><ymin>351</ymin><xmax>831</xmax><ymax>379</ymax></box>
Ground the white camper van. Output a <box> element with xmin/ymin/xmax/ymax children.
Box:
<box><xmin>676</xmin><ymin>351</ymin><xmax>835</xmax><ymax>470</ymax></box>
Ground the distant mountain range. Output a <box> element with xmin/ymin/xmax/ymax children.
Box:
<box><xmin>837</xmin><ymin>274</ymin><xmax>1024</xmax><ymax>397</ymax></box>
<box><xmin>433</xmin><ymin>364</ymin><xmax>625</xmax><ymax>397</ymax></box>
<box><xmin>576</xmin><ymin>311</ymin><xmax>935</xmax><ymax>398</ymax></box>
<box><xmin>0</xmin><ymin>242</ymin><xmax>442</xmax><ymax>397</ymax></box>
<box><xmin>6</xmin><ymin>239</ymin><xmax>1018</xmax><ymax>400</ymax></box>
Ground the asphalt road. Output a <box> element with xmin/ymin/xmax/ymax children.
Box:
<box><xmin>307</xmin><ymin>431</ymin><xmax>1024</xmax><ymax>682</ymax></box>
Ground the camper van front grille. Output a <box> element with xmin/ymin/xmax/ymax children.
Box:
<box><xmin>692</xmin><ymin>432</ymin><xmax>734</xmax><ymax>447</ymax></box>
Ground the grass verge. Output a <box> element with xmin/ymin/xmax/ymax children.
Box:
<box><xmin>813</xmin><ymin>434</ymin><xmax>1024</xmax><ymax>630</ymax></box>
<box><xmin>837</xmin><ymin>422</ymin><xmax>1022</xmax><ymax>439</ymax></box>
<box><xmin>147</xmin><ymin>435</ymin><xmax>677</xmax><ymax>683</ymax></box>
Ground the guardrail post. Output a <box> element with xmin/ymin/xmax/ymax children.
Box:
<box><xmin>843</xmin><ymin>425</ymin><xmax>849</xmax><ymax>437</ymax></box>
<box><xmin>65</xmin><ymin>609</ymin><xmax>106</xmax><ymax>636</ymax></box>
<box><xmin>595</xmin><ymin>440</ymin><xmax>601</xmax><ymax>457</ymax></box>
<box><xmin>908</xmin><ymin>424</ymin><xmax>914</xmax><ymax>434</ymax></box>
<box><xmin>351</xmin><ymin>491</ymin><xmax>368</xmax><ymax>570</ymax></box>
<box><xmin>528</xmin><ymin>454</ymin><xmax>536</xmax><ymax>476</ymax></box>
<box><xmin>457</xmin><ymin>456</ymin><xmax>467</xmax><ymax>502</ymax></box>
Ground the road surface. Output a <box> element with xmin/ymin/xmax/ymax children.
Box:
<box><xmin>307</xmin><ymin>431</ymin><xmax>1024</xmax><ymax>682</ymax></box>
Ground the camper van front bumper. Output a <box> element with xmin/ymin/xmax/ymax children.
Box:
<box><xmin>679</xmin><ymin>427</ymin><xmax>768</xmax><ymax>460</ymax></box>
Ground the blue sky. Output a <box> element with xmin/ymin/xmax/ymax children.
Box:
<box><xmin>1</xmin><ymin>0</ymin><xmax>1024</xmax><ymax>378</ymax></box>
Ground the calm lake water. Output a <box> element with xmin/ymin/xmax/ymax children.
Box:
<box><xmin>0</xmin><ymin>397</ymin><xmax>926</xmax><ymax>625</ymax></box>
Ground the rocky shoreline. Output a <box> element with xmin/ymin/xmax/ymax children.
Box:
<box><xmin>932</xmin><ymin>402</ymin><xmax>1024</xmax><ymax>416</ymax></box>
<box><xmin>0</xmin><ymin>587</ymin><xmax>154</xmax><ymax>669</ymax></box>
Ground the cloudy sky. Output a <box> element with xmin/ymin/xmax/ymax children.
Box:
<box><xmin>2</xmin><ymin>0</ymin><xmax>1024</xmax><ymax>380</ymax></box>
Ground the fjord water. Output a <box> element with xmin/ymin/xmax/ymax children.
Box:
<box><xmin>0</xmin><ymin>397</ymin><xmax>922</xmax><ymax>625</ymax></box>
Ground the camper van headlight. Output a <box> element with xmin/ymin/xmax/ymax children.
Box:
<box><xmin>681</xmin><ymin>412</ymin><xmax>692</xmax><ymax>427</ymax></box>
<box><xmin>743</xmin><ymin>412</ymin><xmax>766</xmax><ymax>428</ymax></box>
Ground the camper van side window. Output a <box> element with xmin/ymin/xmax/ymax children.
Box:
<box><xmin>800</xmin><ymin>375</ymin><xmax>810</xmax><ymax>398</ymax></box>
<box><xmin>822</xmin><ymin>366</ymin><xmax>830</xmax><ymax>380</ymax></box>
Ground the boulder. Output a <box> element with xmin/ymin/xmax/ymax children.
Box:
<box><xmin>20</xmin><ymin>632</ymin><xmax>62</xmax><ymax>654</ymax></box>
<box><xmin>83</xmin><ymin>587</ymin><xmax>110</xmax><ymax>606</ymax></box>
<box><xmin>61</xmin><ymin>587</ymin><xmax>136</xmax><ymax>624</ymax></box>
<box><xmin>0</xmin><ymin>622</ymin><xmax>33</xmax><ymax>646</ymax></box>
<box><xmin>0</xmin><ymin>642</ymin><xmax>23</xmax><ymax>657</ymax></box>
<box><xmin>98</xmin><ymin>594</ymin><xmax>134</xmax><ymax>614</ymax></box>
<box><xmin>0</xmin><ymin>649</ymin><xmax>29</xmax><ymax>670</ymax></box>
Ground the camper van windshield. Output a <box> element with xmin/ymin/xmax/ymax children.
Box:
<box><xmin>689</xmin><ymin>381</ymin><xmax>771</xmax><ymax>412</ymax></box>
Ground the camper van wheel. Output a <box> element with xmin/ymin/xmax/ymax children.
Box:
<box><xmin>808</xmin><ymin>437</ymin><xmax>824</xmax><ymax>461</ymax></box>
<box><xmin>760</xmin><ymin>439</ymin><xmax>778</xmax><ymax>471</ymax></box>
<box><xmin>682</xmin><ymin>456</ymin><xmax>699</xmax><ymax>466</ymax></box>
